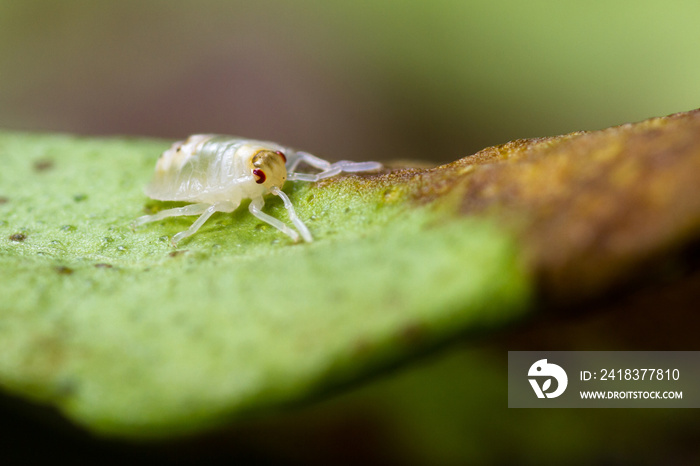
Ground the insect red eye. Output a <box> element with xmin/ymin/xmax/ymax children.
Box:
<box><xmin>253</xmin><ymin>169</ymin><xmax>266</xmax><ymax>184</ymax></box>
<box><xmin>275</xmin><ymin>150</ymin><xmax>287</xmax><ymax>162</ymax></box>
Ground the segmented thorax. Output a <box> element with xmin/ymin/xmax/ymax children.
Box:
<box><xmin>145</xmin><ymin>135</ymin><xmax>289</xmax><ymax>203</ymax></box>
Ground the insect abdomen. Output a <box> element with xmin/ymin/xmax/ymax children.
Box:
<box><xmin>145</xmin><ymin>136</ymin><xmax>281</xmax><ymax>202</ymax></box>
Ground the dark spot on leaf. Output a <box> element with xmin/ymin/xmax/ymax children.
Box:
<box><xmin>306</xmin><ymin>193</ymin><xmax>315</xmax><ymax>202</ymax></box>
<box><xmin>397</xmin><ymin>322</ymin><xmax>428</xmax><ymax>346</ymax></box>
<box><xmin>73</xmin><ymin>194</ymin><xmax>88</xmax><ymax>202</ymax></box>
<box><xmin>383</xmin><ymin>187</ymin><xmax>401</xmax><ymax>202</ymax></box>
<box><xmin>55</xmin><ymin>266</ymin><xmax>74</xmax><ymax>275</ymax></box>
<box><xmin>352</xmin><ymin>338</ymin><xmax>372</xmax><ymax>356</ymax></box>
<box><xmin>169</xmin><ymin>250</ymin><xmax>187</xmax><ymax>257</ymax></box>
<box><xmin>9</xmin><ymin>233</ymin><xmax>26</xmax><ymax>242</ymax></box>
<box><xmin>0</xmin><ymin>197</ymin><xmax>9</xmax><ymax>204</ymax></box>
<box><xmin>56</xmin><ymin>379</ymin><xmax>78</xmax><ymax>397</ymax></box>
<box><xmin>94</xmin><ymin>263</ymin><xmax>113</xmax><ymax>268</ymax></box>
<box><xmin>34</xmin><ymin>159</ymin><xmax>54</xmax><ymax>171</ymax></box>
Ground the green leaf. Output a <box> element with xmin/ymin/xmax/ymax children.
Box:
<box><xmin>5</xmin><ymin>109</ymin><xmax>698</xmax><ymax>440</ymax></box>
<box><xmin>0</xmin><ymin>132</ymin><xmax>531</xmax><ymax>437</ymax></box>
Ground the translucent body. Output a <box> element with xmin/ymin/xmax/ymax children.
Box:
<box><xmin>132</xmin><ymin>135</ymin><xmax>382</xmax><ymax>245</ymax></box>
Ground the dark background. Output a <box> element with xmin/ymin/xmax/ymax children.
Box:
<box><xmin>2</xmin><ymin>1</ymin><xmax>698</xmax><ymax>163</ymax></box>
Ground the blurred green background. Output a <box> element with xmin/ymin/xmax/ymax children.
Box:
<box><xmin>1</xmin><ymin>1</ymin><xmax>698</xmax><ymax>163</ymax></box>
<box><xmin>2</xmin><ymin>1</ymin><xmax>700</xmax><ymax>464</ymax></box>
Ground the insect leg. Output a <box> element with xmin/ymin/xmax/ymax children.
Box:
<box><xmin>271</xmin><ymin>187</ymin><xmax>313</xmax><ymax>242</ymax></box>
<box><xmin>131</xmin><ymin>203</ymin><xmax>210</xmax><ymax>229</ymax></box>
<box><xmin>249</xmin><ymin>196</ymin><xmax>305</xmax><ymax>243</ymax></box>
<box><xmin>171</xmin><ymin>202</ymin><xmax>232</xmax><ymax>246</ymax></box>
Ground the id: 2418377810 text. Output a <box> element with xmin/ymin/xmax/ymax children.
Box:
<box><xmin>580</xmin><ymin>368</ymin><xmax>679</xmax><ymax>382</ymax></box>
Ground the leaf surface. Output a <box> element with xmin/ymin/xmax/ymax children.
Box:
<box><xmin>3</xmin><ymin>109</ymin><xmax>700</xmax><ymax>438</ymax></box>
<box><xmin>0</xmin><ymin>133</ymin><xmax>529</xmax><ymax>437</ymax></box>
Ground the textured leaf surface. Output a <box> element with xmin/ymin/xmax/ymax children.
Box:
<box><xmin>0</xmin><ymin>133</ymin><xmax>530</xmax><ymax>437</ymax></box>
<box><xmin>2</xmin><ymin>109</ymin><xmax>700</xmax><ymax>440</ymax></box>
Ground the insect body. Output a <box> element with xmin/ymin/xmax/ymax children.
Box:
<box><xmin>132</xmin><ymin>135</ymin><xmax>382</xmax><ymax>245</ymax></box>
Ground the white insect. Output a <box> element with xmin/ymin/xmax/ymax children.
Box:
<box><xmin>132</xmin><ymin>135</ymin><xmax>382</xmax><ymax>245</ymax></box>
